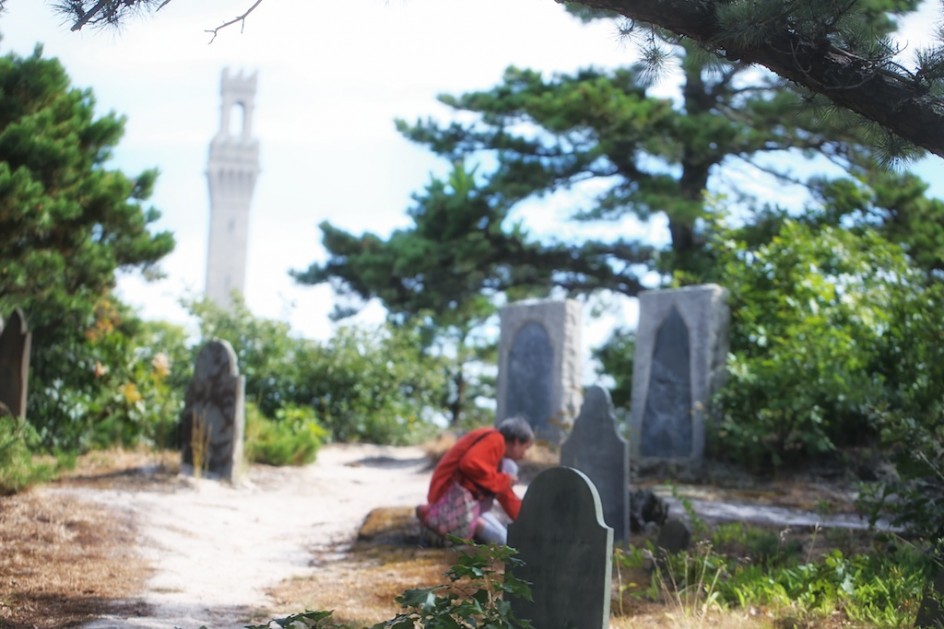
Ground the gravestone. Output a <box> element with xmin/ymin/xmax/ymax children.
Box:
<box><xmin>497</xmin><ymin>299</ymin><xmax>582</xmax><ymax>444</ymax></box>
<box><xmin>507</xmin><ymin>466</ymin><xmax>612</xmax><ymax>629</ymax></box>
<box><xmin>180</xmin><ymin>340</ymin><xmax>245</xmax><ymax>482</ymax></box>
<box><xmin>629</xmin><ymin>285</ymin><xmax>729</xmax><ymax>471</ymax></box>
<box><xmin>560</xmin><ymin>385</ymin><xmax>630</xmax><ymax>542</ymax></box>
<box><xmin>0</xmin><ymin>309</ymin><xmax>32</xmax><ymax>419</ymax></box>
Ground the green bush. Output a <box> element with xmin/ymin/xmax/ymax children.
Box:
<box><xmin>616</xmin><ymin>526</ymin><xmax>930</xmax><ymax>626</ymax></box>
<box><xmin>27</xmin><ymin>299</ymin><xmax>189</xmax><ymax>452</ymax></box>
<box><xmin>707</xmin><ymin>221</ymin><xmax>917</xmax><ymax>469</ymax></box>
<box><xmin>187</xmin><ymin>296</ymin><xmax>448</xmax><ymax>445</ymax></box>
<box><xmin>244</xmin><ymin>402</ymin><xmax>328</xmax><ymax>466</ymax></box>
<box><xmin>0</xmin><ymin>414</ymin><xmax>57</xmax><ymax>494</ymax></box>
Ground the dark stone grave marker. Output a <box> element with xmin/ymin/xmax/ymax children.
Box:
<box><xmin>641</xmin><ymin>306</ymin><xmax>693</xmax><ymax>458</ymax></box>
<box><xmin>497</xmin><ymin>299</ymin><xmax>583</xmax><ymax>444</ymax></box>
<box><xmin>507</xmin><ymin>466</ymin><xmax>612</xmax><ymax>629</ymax></box>
<box><xmin>560</xmin><ymin>385</ymin><xmax>630</xmax><ymax>542</ymax></box>
<box><xmin>180</xmin><ymin>340</ymin><xmax>245</xmax><ymax>482</ymax></box>
<box><xmin>0</xmin><ymin>309</ymin><xmax>31</xmax><ymax>419</ymax></box>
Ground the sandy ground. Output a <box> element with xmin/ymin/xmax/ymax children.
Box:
<box><xmin>44</xmin><ymin>444</ymin><xmax>432</xmax><ymax>629</ymax></box>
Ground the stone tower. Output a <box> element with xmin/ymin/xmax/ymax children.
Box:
<box><xmin>205</xmin><ymin>68</ymin><xmax>260</xmax><ymax>309</ymax></box>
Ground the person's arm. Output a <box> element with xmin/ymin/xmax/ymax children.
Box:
<box><xmin>458</xmin><ymin>432</ymin><xmax>511</xmax><ymax>495</ymax></box>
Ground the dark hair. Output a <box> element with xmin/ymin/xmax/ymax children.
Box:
<box><xmin>497</xmin><ymin>415</ymin><xmax>534</xmax><ymax>444</ymax></box>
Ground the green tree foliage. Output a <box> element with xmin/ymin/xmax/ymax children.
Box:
<box><xmin>703</xmin><ymin>215</ymin><xmax>944</xmax><ymax>539</ymax></box>
<box><xmin>0</xmin><ymin>47</ymin><xmax>175</xmax><ymax>449</ymax></box>
<box><xmin>394</xmin><ymin>16</ymin><xmax>909</xmax><ymax>283</ymax></box>
<box><xmin>707</xmin><ymin>221</ymin><xmax>909</xmax><ymax>467</ymax></box>
<box><xmin>302</xmin><ymin>3</ymin><xmax>929</xmax><ymax>423</ymax></box>
<box><xmin>570</xmin><ymin>0</ymin><xmax>944</xmax><ymax>158</ymax></box>
<box><xmin>807</xmin><ymin>168</ymin><xmax>944</xmax><ymax>275</ymax></box>
<box><xmin>294</xmin><ymin>162</ymin><xmax>637</xmax><ymax>425</ymax></box>
<box><xmin>591</xmin><ymin>326</ymin><xmax>635</xmax><ymax>411</ymax></box>
<box><xmin>187</xmin><ymin>296</ymin><xmax>447</xmax><ymax>444</ymax></box>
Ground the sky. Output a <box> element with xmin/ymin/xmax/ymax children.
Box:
<box><xmin>2</xmin><ymin>0</ymin><xmax>943</xmax><ymax>356</ymax></box>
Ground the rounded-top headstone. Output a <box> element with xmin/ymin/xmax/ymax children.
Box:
<box><xmin>507</xmin><ymin>466</ymin><xmax>613</xmax><ymax>629</ymax></box>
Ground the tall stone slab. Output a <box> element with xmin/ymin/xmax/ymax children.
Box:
<box><xmin>629</xmin><ymin>285</ymin><xmax>728</xmax><ymax>471</ymax></box>
<box><xmin>497</xmin><ymin>299</ymin><xmax>582</xmax><ymax>444</ymax></box>
<box><xmin>0</xmin><ymin>309</ymin><xmax>31</xmax><ymax>419</ymax></box>
<box><xmin>507</xmin><ymin>467</ymin><xmax>613</xmax><ymax>629</ymax></box>
<box><xmin>560</xmin><ymin>385</ymin><xmax>630</xmax><ymax>542</ymax></box>
<box><xmin>180</xmin><ymin>340</ymin><xmax>245</xmax><ymax>482</ymax></box>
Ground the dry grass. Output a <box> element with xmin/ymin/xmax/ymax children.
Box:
<box><xmin>0</xmin><ymin>448</ymin><xmax>180</xmax><ymax>628</ymax></box>
<box><xmin>267</xmin><ymin>505</ymin><xmax>457</xmax><ymax>625</ymax></box>
<box><xmin>0</xmin><ymin>489</ymin><xmax>151</xmax><ymax>628</ymax></box>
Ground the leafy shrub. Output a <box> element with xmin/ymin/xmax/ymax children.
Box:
<box><xmin>28</xmin><ymin>299</ymin><xmax>189</xmax><ymax>452</ymax></box>
<box><xmin>615</xmin><ymin>526</ymin><xmax>929</xmax><ymax>626</ymax></box>
<box><xmin>188</xmin><ymin>296</ymin><xmax>448</xmax><ymax>445</ymax></box>
<box><xmin>707</xmin><ymin>221</ymin><xmax>918</xmax><ymax>469</ymax></box>
<box><xmin>0</xmin><ymin>414</ymin><xmax>57</xmax><ymax>494</ymax></box>
<box><xmin>244</xmin><ymin>402</ymin><xmax>328</xmax><ymax>466</ymax></box>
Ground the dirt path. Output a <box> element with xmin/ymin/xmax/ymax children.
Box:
<box><xmin>47</xmin><ymin>444</ymin><xmax>431</xmax><ymax>629</ymax></box>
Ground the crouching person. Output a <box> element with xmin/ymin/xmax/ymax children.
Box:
<box><xmin>417</xmin><ymin>416</ymin><xmax>533</xmax><ymax>545</ymax></box>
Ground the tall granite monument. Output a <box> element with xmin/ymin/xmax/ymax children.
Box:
<box><xmin>629</xmin><ymin>285</ymin><xmax>729</xmax><ymax>471</ymax></box>
<box><xmin>496</xmin><ymin>299</ymin><xmax>582</xmax><ymax>444</ymax></box>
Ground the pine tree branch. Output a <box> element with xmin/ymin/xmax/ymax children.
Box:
<box><xmin>568</xmin><ymin>0</ymin><xmax>944</xmax><ymax>158</ymax></box>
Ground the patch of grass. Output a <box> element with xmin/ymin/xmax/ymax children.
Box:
<box><xmin>614</xmin><ymin>522</ymin><xmax>929</xmax><ymax>628</ymax></box>
<box><xmin>269</xmin><ymin>545</ymin><xmax>459</xmax><ymax>626</ymax></box>
<box><xmin>0</xmin><ymin>490</ymin><xmax>151</xmax><ymax>628</ymax></box>
<box><xmin>0</xmin><ymin>415</ymin><xmax>59</xmax><ymax>495</ymax></box>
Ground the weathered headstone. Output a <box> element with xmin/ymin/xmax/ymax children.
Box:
<box><xmin>0</xmin><ymin>309</ymin><xmax>32</xmax><ymax>419</ymax></box>
<box><xmin>629</xmin><ymin>285</ymin><xmax>729</xmax><ymax>471</ymax></box>
<box><xmin>180</xmin><ymin>340</ymin><xmax>245</xmax><ymax>482</ymax></box>
<box><xmin>915</xmin><ymin>566</ymin><xmax>944</xmax><ymax>628</ymax></box>
<box><xmin>496</xmin><ymin>299</ymin><xmax>582</xmax><ymax>444</ymax></box>
<box><xmin>560</xmin><ymin>385</ymin><xmax>629</xmax><ymax>542</ymax></box>
<box><xmin>507</xmin><ymin>467</ymin><xmax>613</xmax><ymax>629</ymax></box>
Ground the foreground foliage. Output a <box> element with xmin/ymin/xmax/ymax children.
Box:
<box><xmin>246</xmin><ymin>541</ymin><xmax>533</xmax><ymax>629</ymax></box>
<box><xmin>618</xmin><ymin>522</ymin><xmax>932</xmax><ymax>628</ymax></box>
<box><xmin>0</xmin><ymin>414</ymin><xmax>57</xmax><ymax>494</ymax></box>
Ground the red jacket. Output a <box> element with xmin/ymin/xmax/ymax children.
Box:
<box><xmin>427</xmin><ymin>427</ymin><xmax>522</xmax><ymax>520</ymax></box>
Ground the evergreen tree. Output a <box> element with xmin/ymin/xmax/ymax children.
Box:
<box><xmin>293</xmin><ymin>162</ymin><xmax>643</xmax><ymax>425</ymax></box>
<box><xmin>394</xmin><ymin>4</ymin><xmax>914</xmax><ymax>284</ymax></box>
<box><xmin>571</xmin><ymin>0</ymin><xmax>944</xmax><ymax>157</ymax></box>
<box><xmin>0</xmin><ymin>46</ymin><xmax>174</xmax><ymax>447</ymax></box>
